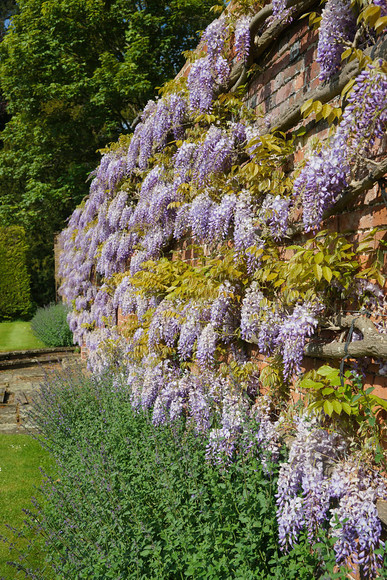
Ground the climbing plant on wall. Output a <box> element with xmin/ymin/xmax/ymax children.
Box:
<box><xmin>58</xmin><ymin>0</ymin><xmax>387</xmax><ymax>576</ymax></box>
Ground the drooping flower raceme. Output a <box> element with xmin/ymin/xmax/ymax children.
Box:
<box><xmin>317</xmin><ymin>0</ymin><xmax>356</xmax><ymax>81</ymax></box>
<box><xmin>329</xmin><ymin>462</ymin><xmax>387</xmax><ymax>578</ymax></box>
<box><xmin>187</xmin><ymin>17</ymin><xmax>229</xmax><ymax>113</ymax></box>
<box><xmin>259</xmin><ymin>194</ymin><xmax>290</xmax><ymax>240</ymax></box>
<box><xmin>293</xmin><ymin>136</ymin><xmax>350</xmax><ymax>232</ymax></box>
<box><xmin>276</xmin><ymin>301</ymin><xmax>319</xmax><ymax>379</ymax></box>
<box><xmin>294</xmin><ymin>63</ymin><xmax>387</xmax><ymax>231</ymax></box>
<box><xmin>234</xmin><ymin>16</ymin><xmax>251</xmax><ymax>62</ymax></box>
<box><xmin>276</xmin><ymin>416</ymin><xmax>347</xmax><ymax>551</ymax></box>
<box><xmin>342</xmin><ymin>63</ymin><xmax>387</xmax><ymax>156</ymax></box>
<box><xmin>196</xmin><ymin>323</ymin><xmax>218</xmax><ymax>368</ymax></box>
<box><xmin>187</xmin><ymin>56</ymin><xmax>215</xmax><ymax>113</ymax></box>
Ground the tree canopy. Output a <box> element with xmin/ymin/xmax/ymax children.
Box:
<box><xmin>0</xmin><ymin>0</ymin><xmax>222</xmax><ymax>306</ymax></box>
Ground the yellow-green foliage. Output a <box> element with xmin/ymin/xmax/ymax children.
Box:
<box><xmin>0</xmin><ymin>226</ymin><xmax>31</xmax><ymax>320</ymax></box>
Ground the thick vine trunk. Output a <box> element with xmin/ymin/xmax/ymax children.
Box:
<box><xmin>304</xmin><ymin>315</ymin><xmax>387</xmax><ymax>360</ymax></box>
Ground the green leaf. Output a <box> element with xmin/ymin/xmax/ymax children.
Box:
<box><xmin>317</xmin><ymin>365</ymin><xmax>339</xmax><ymax>379</ymax></box>
<box><xmin>362</xmin><ymin>4</ymin><xmax>381</xmax><ymax>26</ymax></box>
<box><xmin>323</xmin><ymin>400</ymin><xmax>334</xmax><ymax>416</ymax></box>
<box><xmin>321</xmin><ymin>387</ymin><xmax>334</xmax><ymax>395</ymax></box>
<box><xmin>300</xmin><ymin>98</ymin><xmax>314</xmax><ymax>117</ymax></box>
<box><xmin>322</xmin><ymin>266</ymin><xmax>332</xmax><ymax>283</ymax></box>
<box><xmin>369</xmin><ymin>395</ymin><xmax>387</xmax><ymax>410</ymax></box>
<box><xmin>313</xmin><ymin>263</ymin><xmax>322</xmax><ymax>281</ymax></box>
<box><xmin>341</xmin><ymin>402</ymin><xmax>352</xmax><ymax>415</ymax></box>
<box><xmin>314</xmin><ymin>252</ymin><xmax>324</xmax><ymax>264</ymax></box>
<box><xmin>331</xmin><ymin>400</ymin><xmax>342</xmax><ymax>415</ymax></box>
<box><xmin>300</xmin><ymin>378</ymin><xmax>324</xmax><ymax>389</ymax></box>
<box><xmin>375</xmin><ymin>15</ymin><xmax>387</xmax><ymax>33</ymax></box>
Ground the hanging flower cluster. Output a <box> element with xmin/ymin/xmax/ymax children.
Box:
<box><xmin>277</xmin><ymin>417</ymin><xmax>387</xmax><ymax>578</ymax></box>
<box><xmin>294</xmin><ymin>63</ymin><xmax>387</xmax><ymax>231</ymax></box>
<box><xmin>316</xmin><ymin>0</ymin><xmax>356</xmax><ymax>81</ymax></box>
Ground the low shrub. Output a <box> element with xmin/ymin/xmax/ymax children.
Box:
<box><xmin>30</xmin><ymin>302</ymin><xmax>73</xmax><ymax>347</ymax></box>
<box><xmin>9</xmin><ymin>369</ymin><xmax>346</xmax><ymax>579</ymax></box>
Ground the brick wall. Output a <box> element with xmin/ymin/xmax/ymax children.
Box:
<box><xmin>114</xmin><ymin>9</ymin><xmax>386</xmax><ymax>396</ymax></box>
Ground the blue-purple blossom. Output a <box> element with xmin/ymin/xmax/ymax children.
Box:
<box><xmin>187</xmin><ymin>56</ymin><xmax>215</xmax><ymax>113</ymax></box>
<box><xmin>276</xmin><ymin>416</ymin><xmax>347</xmax><ymax>551</ymax></box>
<box><xmin>317</xmin><ymin>0</ymin><xmax>356</xmax><ymax>81</ymax></box>
<box><xmin>259</xmin><ymin>194</ymin><xmax>290</xmax><ymax>240</ymax></box>
<box><xmin>202</xmin><ymin>16</ymin><xmax>227</xmax><ymax>59</ymax></box>
<box><xmin>276</xmin><ymin>301</ymin><xmax>319</xmax><ymax>379</ymax></box>
<box><xmin>329</xmin><ymin>462</ymin><xmax>387</xmax><ymax>578</ymax></box>
<box><xmin>234</xmin><ymin>16</ymin><xmax>251</xmax><ymax>62</ymax></box>
<box><xmin>196</xmin><ymin>323</ymin><xmax>217</xmax><ymax>367</ymax></box>
<box><xmin>294</xmin><ymin>64</ymin><xmax>387</xmax><ymax>231</ymax></box>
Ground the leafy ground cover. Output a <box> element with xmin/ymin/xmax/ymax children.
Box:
<box><xmin>0</xmin><ymin>321</ymin><xmax>45</xmax><ymax>352</ymax></box>
<box><xmin>10</xmin><ymin>368</ymin><xmax>344</xmax><ymax>579</ymax></box>
<box><xmin>0</xmin><ymin>433</ymin><xmax>54</xmax><ymax>579</ymax></box>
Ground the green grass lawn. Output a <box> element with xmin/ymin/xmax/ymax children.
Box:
<box><xmin>0</xmin><ymin>321</ymin><xmax>45</xmax><ymax>352</ymax></box>
<box><xmin>0</xmin><ymin>434</ymin><xmax>54</xmax><ymax>578</ymax></box>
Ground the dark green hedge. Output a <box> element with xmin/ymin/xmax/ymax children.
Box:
<box><xmin>0</xmin><ymin>226</ymin><xmax>32</xmax><ymax>320</ymax></box>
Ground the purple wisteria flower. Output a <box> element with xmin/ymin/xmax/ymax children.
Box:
<box><xmin>317</xmin><ymin>0</ymin><xmax>356</xmax><ymax>81</ymax></box>
<box><xmin>234</xmin><ymin>16</ymin><xmax>251</xmax><ymax>62</ymax></box>
<box><xmin>187</xmin><ymin>56</ymin><xmax>215</xmax><ymax>113</ymax></box>
<box><xmin>276</xmin><ymin>416</ymin><xmax>347</xmax><ymax>551</ymax></box>
<box><xmin>276</xmin><ymin>301</ymin><xmax>319</xmax><ymax>379</ymax></box>
<box><xmin>188</xmin><ymin>193</ymin><xmax>214</xmax><ymax>242</ymax></box>
<box><xmin>196</xmin><ymin>323</ymin><xmax>217</xmax><ymax>367</ymax></box>
<box><xmin>234</xmin><ymin>191</ymin><xmax>263</xmax><ymax>272</ymax></box>
<box><xmin>210</xmin><ymin>282</ymin><xmax>234</xmax><ymax>330</ymax></box>
<box><xmin>147</xmin><ymin>300</ymin><xmax>182</xmax><ymax>349</ymax></box>
<box><xmin>187</xmin><ymin>17</ymin><xmax>229</xmax><ymax>112</ymax></box>
<box><xmin>178</xmin><ymin>302</ymin><xmax>203</xmax><ymax>360</ymax></box>
<box><xmin>271</xmin><ymin>0</ymin><xmax>294</xmax><ymax>23</ymax></box>
<box><xmin>293</xmin><ymin>135</ymin><xmax>350</xmax><ymax>232</ymax></box>
<box><xmin>240</xmin><ymin>283</ymin><xmax>281</xmax><ymax>354</ymax></box>
<box><xmin>294</xmin><ymin>64</ymin><xmax>387</xmax><ymax>231</ymax></box>
<box><xmin>202</xmin><ymin>16</ymin><xmax>227</xmax><ymax>59</ymax></box>
<box><xmin>329</xmin><ymin>462</ymin><xmax>387</xmax><ymax>578</ymax></box>
<box><xmin>240</xmin><ymin>282</ymin><xmax>264</xmax><ymax>342</ymax></box>
<box><xmin>259</xmin><ymin>194</ymin><xmax>290</xmax><ymax>240</ymax></box>
<box><xmin>208</xmin><ymin>193</ymin><xmax>237</xmax><ymax>241</ymax></box>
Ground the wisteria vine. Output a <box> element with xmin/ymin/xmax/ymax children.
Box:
<box><xmin>57</xmin><ymin>4</ymin><xmax>387</xmax><ymax>577</ymax></box>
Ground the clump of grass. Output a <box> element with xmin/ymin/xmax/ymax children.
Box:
<box><xmin>0</xmin><ymin>321</ymin><xmax>45</xmax><ymax>352</ymax></box>
<box><xmin>30</xmin><ymin>302</ymin><xmax>73</xmax><ymax>347</ymax></box>
<box><xmin>0</xmin><ymin>434</ymin><xmax>54</xmax><ymax>579</ymax></box>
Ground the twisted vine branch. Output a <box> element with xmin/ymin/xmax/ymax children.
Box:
<box><xmin>304</xmin><ymin>315</ymin><xmax>387</xmax><ymax>360</ymax></box>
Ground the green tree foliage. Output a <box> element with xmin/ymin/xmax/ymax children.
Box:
<box><xmin>0</xmin><ymin>0</ymin><xmax>15</xmax><ymax>131</ymax></box>
<box><xmin>0</xmin><ymin>0</ymin><xmax>222</xmax><ymax>305</ymax></box>
<box><xmin>0</xmin><ymin>226</ymin><xmax>31</xmax><ymax>320</ymax></box>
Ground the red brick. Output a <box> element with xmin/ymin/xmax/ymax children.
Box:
<box><xmin>364</xmin><ymin>183</ymin><xmax>382</xmax><ymax>205</ymax></box>
<box><xmin>294</xmin><ymin>72</ymin><xmax>304</xmax><ymax>91</ymax></box>
<box><xmin>276</xmin><ymin>81</ymin><xmax>294</xmax><ymax>105</ymax></box>
<box><xmin>359</xmin><ymin>205</ymin><xmax>387</xmax><ymax>229</ymax></box>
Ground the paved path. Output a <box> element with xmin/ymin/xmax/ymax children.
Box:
<box><xmin>0</xmin><ymin>348</ymin><xmax>81</xmax><ymax>433</ymax></box>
